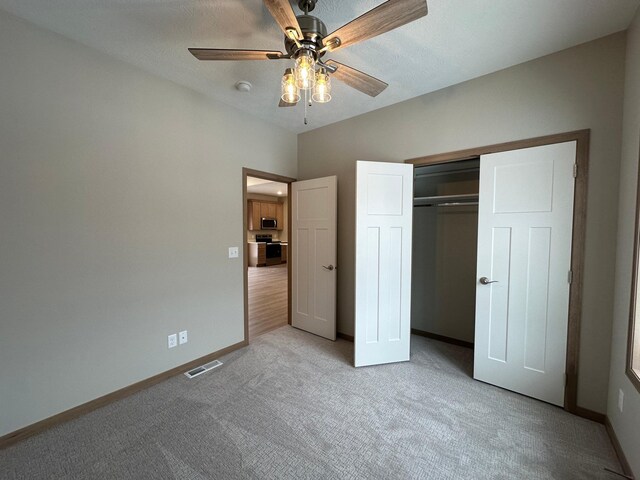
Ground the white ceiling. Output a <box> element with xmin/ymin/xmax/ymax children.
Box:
<box><xmin>1</xmin><ymin>0</ymin><xmax>638</xmax><ymax>133</ymax></box>
<box><xmin>247</xmin><ymin>177</ymin><xmax>288</xmax><ymax>197</ymax></box>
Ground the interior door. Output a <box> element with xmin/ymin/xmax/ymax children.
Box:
<box><xmin>291</xmin><ymin>176</ymin><xmax>337</xmax><ymax>340</ymax></box>
<box><xmin>474</xmin><ymin>142</ymin><xmax>576</xmax><ymax>406</ymax></box>
<box><xmin>354</xmin><ymin>161</ymin><xmax>414</xmax><ymax>367</ymax></box>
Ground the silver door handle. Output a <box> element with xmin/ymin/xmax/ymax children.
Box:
<box><xmin>322</xmin><ymin>264</ymin><xmax>335</xmax><ymax>271</ymax></box>
<box><xmin>479</xmin><ymin>277</ymin><xmax>498</xmax><ymax>285</ymax></box>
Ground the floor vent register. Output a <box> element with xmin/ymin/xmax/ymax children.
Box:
<box><xmin>184</xmin><ymin>360</ymin><xmax>223</xmax><ymax>379</ymax></box>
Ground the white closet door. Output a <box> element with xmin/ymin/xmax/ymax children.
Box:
<box><xmin>355</xmin><ymin>161</ymin><xmax>414</xmax><ymax>367</ymax></box>
<box><xmin>474</xmin><ymin>142</ymin><xmax>576</xmax><ymax>406</ymax></box>
<box><xmin>291</xmin><ymin>176</ymin><xmax>337</xmax><ymax>340</ymax></box>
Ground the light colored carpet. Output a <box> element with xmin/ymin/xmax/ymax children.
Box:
<box><xmin>0</xmin><ymin>326</ymin><xmax>622</xmax><ymax>479</ymax></box>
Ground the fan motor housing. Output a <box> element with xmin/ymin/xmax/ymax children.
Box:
<box><xmin>284</xmin><ymin>15</ymin><xmax>328</xmax><ymax>58</ymax></box>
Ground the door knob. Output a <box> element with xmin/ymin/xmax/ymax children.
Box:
<box><xmin>322</xmin><ymin>264</ymin><xmax>335</xmax><ymax>271</ymax></box>
<box><xmin>479</xmin><ymin>276</ymin><xmax>498</xmax><ymax>285</ymax></box>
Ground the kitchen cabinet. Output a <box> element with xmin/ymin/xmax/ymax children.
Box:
<box><xmin>281</xmin><ymin>244</ymin><xmax>288</xmax><ymax>263</ymax></box>
<box><xmin>248</xmin><ymin>200</ymin><xmax>285</xmax><ymax>231</ymax></box>
<box><xmin>261</xmin><ymin>202</ymin><xmax>276</xmax><ymax>219</ymax></box>
<box><xmin>276</xmin><ymin>203</ymin><xmax>284</xmax><ymax>230</ymax></box>
<box><xmin>248</xmin><ymin>201</ymin><xmax>261</xmax><ymax>231</ymax></box>
<box><xmin>248</xmin><ymin>243</ymin><xmax>266</xmax><ymax>267</ymax></box>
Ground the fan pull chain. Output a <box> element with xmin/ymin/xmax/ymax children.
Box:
<box><xmin>304</xmin><ymin>87</ymin><xmax>308</xmax><ymax>125</ymax></box>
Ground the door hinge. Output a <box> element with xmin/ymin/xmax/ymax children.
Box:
<box><xmin>568</xmin><ymin>270</ymin><xmax>573</xmax><ymax>284</ymax></box>
<box><xmin>573</xmin><ymin>164</ymin><xmax>578</xmax><ymax>178</ymax></box>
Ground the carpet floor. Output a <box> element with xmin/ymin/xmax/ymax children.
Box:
<box><xmin>0</xmin><ymin>326</ymin><xmax>622</xmax><ymax>479</ymax></box>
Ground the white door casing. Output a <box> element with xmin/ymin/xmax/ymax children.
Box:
<box><xmin>474</xmin><ymin>142</ymin><xmax>576</xmax><ymax>406</ymax></box>
<box><xmin>291</xmin><ymin>176</ymin><xmax>337</xmax><ymax>340</ymax></box>
<box><xmin>355</xmin><ymin>161</ymin><xmax>414</xmax><ymax>367</ymax></box>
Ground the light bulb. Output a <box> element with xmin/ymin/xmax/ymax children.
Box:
<box><xmin>312</xmin><ymin>69</ymin><xmax>331</xmax><ymax>103</ymax></box>
<box><xmin>281</xmin><ymin>68</ymin><xmax>300</xmax><ymax>104</ymax></box>
<box><xmin>295</xmin><ymin>50</ymin><xmax>316</xmax><ymax>91</ymax></box>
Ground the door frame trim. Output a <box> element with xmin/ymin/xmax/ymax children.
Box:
<box><xmin>405</xmin><ymin>129</ymin><xmax>590</xmax><ymax>414</ymax></box>
<box><xmin>242</xmin><ymin>168</ymin><xmax>297</xmax><ymax>343</ymax></box>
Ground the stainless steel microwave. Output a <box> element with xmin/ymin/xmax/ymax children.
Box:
<box><xmin>261</xmin><ymin>217</ymin><xmax>277</xmax><ymax>230</ymax></box>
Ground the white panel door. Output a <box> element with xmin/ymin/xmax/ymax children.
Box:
<box><xmin>355</xmin><ymin>161</ymin><xmax>414</xmax><ymax>367</ymax></box>
<box><xmin>474</xmin><ymin>142</ymin><xmax>576</xmax><ymax>406</ymax></box>
<box><xmin>291</xmin><ymin>176</ymin><xmax>337</xmax><ymax>340</ymax></box>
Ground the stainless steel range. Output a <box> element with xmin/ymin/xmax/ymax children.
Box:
<box><xmin>255</xmin><ymin>234</ymin><xmax>282</xmax><ymax>266</ymax></box>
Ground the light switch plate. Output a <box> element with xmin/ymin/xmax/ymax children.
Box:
<box><xmin>228</xmin><ymin>246</ymin><xmax>239</xmax><ymax>258</ymax></box>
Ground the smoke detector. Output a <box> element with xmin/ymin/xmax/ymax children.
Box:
<box><xmin>235</xmin><ymin>81</ymin><xmax>252</xmax><ymax>92</ymax></box>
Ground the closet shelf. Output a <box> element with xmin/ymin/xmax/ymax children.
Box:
<box><xmin>413</xmin><ymin>193</ymin><xmax>479</xmax><ymax>207</ymax></box>
<box><xmin>414</xmin><ymin>166</ymin><xmax>479</xmax><ymax>179</ymax></box>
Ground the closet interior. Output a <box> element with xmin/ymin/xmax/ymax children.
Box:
<box><xmin>411</xmin><ymin>158</ymin><xmax>480</xmax><ymax>347</ymax></box>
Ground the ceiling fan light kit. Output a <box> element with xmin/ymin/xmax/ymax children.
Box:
<box><xmin>281</xmin><ymin>68</ymin><xmax>301</xmax><ymax>103</ymax></box>
<box><xmin>312</xmin><ymin>68</ymin><xmax>331</xmax><ymax>103</ymax></box>
<box><xmin>189</xmin><ymin>0</ymin><xmax>428</xmax><ymax>124</ymax></box>
<box><xmin>294</xmin><ymin>49</ymin><xmax>316</xmax><ymax>91</ymax></box>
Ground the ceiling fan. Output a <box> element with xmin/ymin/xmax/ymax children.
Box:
<box><xmin>189</xmin><ymin>0</ymin><xmax>428</xmax><ymax>123</ymax></box>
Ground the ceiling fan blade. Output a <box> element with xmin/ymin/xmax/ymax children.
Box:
<box><xmin>189</xmin><ymin>48</ymin><xmax>286</xmax><ymax>61</ymax></box>
<box><xmin>279</xmin><ymin>98</ymin><xmax>297</xmax><ymax>107</ymax></box>
<box><xmin>323</xmin><ymin>0</ymin><xmax>428</xmax><ymax>52</ymax></box>
<box><xmin>325</xmin><ymin>60</ymin><xmax>388</xmax><ymax>97</ymax></box>
<box><xmin>263</xmin><ymin>0</ymin><xmax>303</xmax><ymax>39</ymax></box>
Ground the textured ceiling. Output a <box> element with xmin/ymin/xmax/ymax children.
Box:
<box><xmin>1</xmin><ymin>0</ymin><xmax>638</xmax><ymax>133</ymax></box>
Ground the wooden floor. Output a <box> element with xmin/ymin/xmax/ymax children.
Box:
<box><xmin>248</xmin><ymin>263</ymin><xmax>288</xmax><ymax>339</ymax></box>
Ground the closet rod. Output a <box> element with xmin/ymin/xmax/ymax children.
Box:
<box><xmin>413</xmin><ymin>193</ymin><xmax>479</xmax><ymax>206</ymax></box>
<box><xmin>415</xmin><ymin>202</ymin><xmax>479</xmax><ymax>208</ymax></box>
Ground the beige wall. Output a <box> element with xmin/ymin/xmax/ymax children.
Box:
<box><xmin>298</xmin><ymin>33</ymin><xmax>626</xmax><ymax>414</ymax></box>
<box><xmin>0</xmin><ymin>10</ymin><xmax>297</xmax><ymax>437</ymax></box>
<box><xmin>608</xmin><ymin>7</ymin><xmax>640</xmax><ymax>476</ymax></box>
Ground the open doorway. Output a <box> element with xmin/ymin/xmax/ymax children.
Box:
<box><xmin>242</xmin><ymin>168</ymin><xmax>295</xmax><ymax>342</ymax></box>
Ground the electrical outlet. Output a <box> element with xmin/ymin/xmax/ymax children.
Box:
<box><xmin>618</xmin><ymin>389</ymin><xmax>624</xmax><ymax>413</ymax></box>
<box><xmin>168</xmin><ymin>333</ymin><xmax>178</xmax><ymax>349</ymax></box>
<box><xmin>228</xmin><ymin>247</ymin><xmax>239</xmax><ymax>258</ymax></box>
<box><xmin>179</xmin><ymin>330</ymin><xmax>188</xmax><ymax>345</ymax></box>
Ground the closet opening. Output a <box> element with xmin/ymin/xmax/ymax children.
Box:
<box><xmin>411</xmin><ymin>158</ymin><xmax>480</xmax><ymax>355</ymax></box>
<box><xmin>405</xmin><ymin>130</ymin><xmax>590</xmax><ymax>412</ymax></box>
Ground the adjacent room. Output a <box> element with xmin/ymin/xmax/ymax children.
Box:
<box><xmin>1</xmin><ymin>0</ymin><xmax>640</xmax><ymax>479</ymax></box>
<box><xmin>245</xmin><ymin>175</ymin><xmax>290</xmax><ymax>339</ymax></box>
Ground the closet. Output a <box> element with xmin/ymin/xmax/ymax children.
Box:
<box><xmin>411</xmin><ymin>158</ymin><xmax>480</xmax><ymax>345</ymax></box>
<box><xmin>356</xmin><ymin>134</ymin><xmax>582</xmax><ymax>407</ymax></box>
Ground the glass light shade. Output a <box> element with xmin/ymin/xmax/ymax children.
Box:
<box><xmin>295</xmin><ymin>50</ymin><xmax>316</xmax><ymax>90</ymax></box>
<box><xmin>312</xmin><ymin>69</ymin><xmax>331</xmax><ymax>103</ymax></box>
<box><xmin>281</xmin><ymin>69</ymin><xmax>300</xmax><ymax>104</ymax></box>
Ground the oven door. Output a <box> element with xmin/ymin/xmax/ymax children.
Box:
<box><xmin>265</xmin><ymin>243</ymin><xmax>282</xmax><ymax>265</ymax></box>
